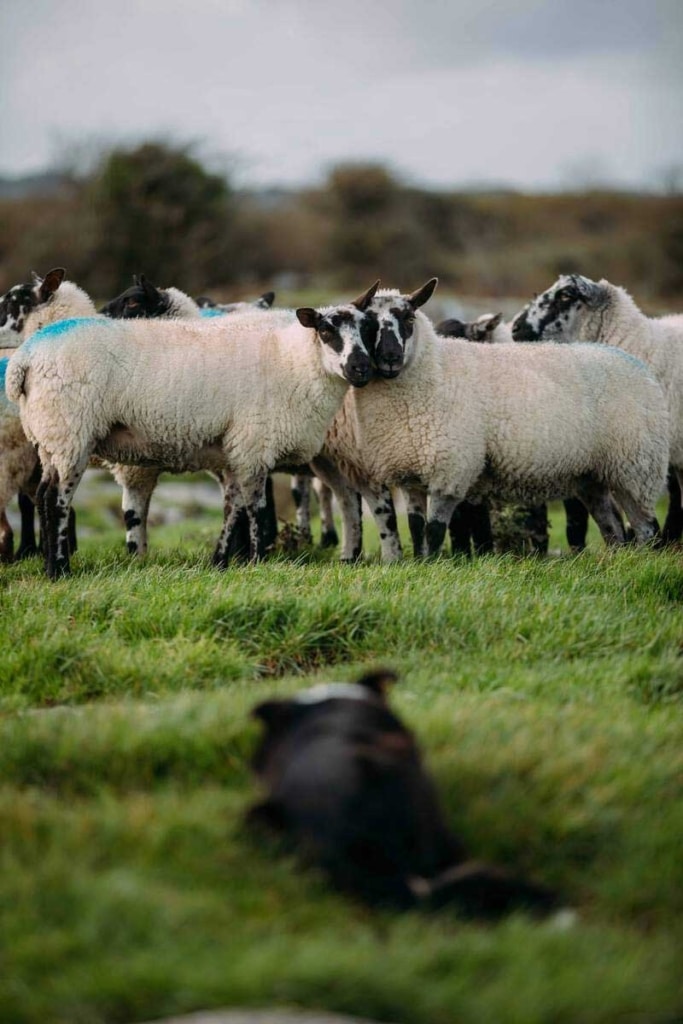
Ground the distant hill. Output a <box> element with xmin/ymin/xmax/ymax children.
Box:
<box><xmin>0</xmin><ymin>172</ymin><xmax>66</xmax><ymax>199</ymax></box>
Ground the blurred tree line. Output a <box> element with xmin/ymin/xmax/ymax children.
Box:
<box><xmin>1</xmin><ymin>140</ymin><xmax>682</xmax><ymax>305</ymax></box>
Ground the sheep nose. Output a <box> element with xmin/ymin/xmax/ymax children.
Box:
<box><xmin>346</xmin><ymin>353</ymin><xmax>372</xmax><ymax>386</ymax></box>
<box><xmin>512</xmin><ymin>316</ymin><xmax>534</xmax><ymax>341</ymax></box>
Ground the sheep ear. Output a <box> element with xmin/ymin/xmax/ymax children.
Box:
<box><xmin>570</xmin><ymin>275</ymin><xmax>601</xmax><ymax>306</ymax></box>
<box><xmin>260</xmin><ymin>291</ymin><xmax>275</xmax><ymax>308</ymax></box>
<box><xmin>296</xmin><ymin>307</ymin><xmax>322</xmax><ymax>330</ymax></box>
<box><xmin>31</xmin><ymin>270</ymin><xmax>42</xmax><ymax>286</ymax></box>
<box><xmin>38</xmin><ymin>268</ymin><xmax>66</xmax><ymax>302</ymax></box>
<box><xmin>483</xmin><ymin>312</ymin><xmax>503</xmax><ymax>331</ymax></box>
<box><xmin>408</xmin><ymin>277</ymin><xmax>438</xmax><ymax>309</ymax></box>
<box><xmin>355</xmin><ymin>668</ymin><xmax>398</xmax><ymax>698</ymax></box>
<box><xmin>139</xmin><ymin>275</ymin><xmax>161</xmax><ymax>301</ymax></box>
<box><xmin>351</xmin><ymin>279</ymin><xmax>381</xmax><ymax>311</ymax></box>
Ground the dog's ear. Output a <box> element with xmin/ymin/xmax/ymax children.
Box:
<box><xmin>251</xmin><ymin>699</ymin><xmax>299</xmax><ymax>730</ymax></box>
<box><xmin>246</xmin><ymin>798</ymin><xmax>287</xmax><ymax>833</ymax></box>
<box><xmin>355</xmin><ymin>668</ymin><xmax>398</xmax><ymax>698</ymax></box>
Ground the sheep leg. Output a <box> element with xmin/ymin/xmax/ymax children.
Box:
<box><xmin>213</xmin><ymin>475</ymin><xmax>249</xmax><ymax>566</ymax></box>
<box><xmin>469</xmin><ymin>502</ymin><xmax>494</xmax><ymax>555</ymax></box>
<box><xmin>661</xmin><ymin>466</ymin><xmax>683</xmax><ymax>545</ymax></box>
<box><xmin>315</xmin><ymin>479</ymin><xmax>339</xmax><ymax>548</ymax></box>
<box><xmin>611</xmin><ymin>489</ymin><xmax>660</xmax><ymax>546</ymax></box>
<box><xmin>405</xmin><ymin>487</ymin><xmax>427</xmax><ymax>557</ymax></box>
<box><xmin>574</xmin><ymin>480</ymin><xmax>626</xmax><ymax>546</ymax></box>
<box><xmin>363</xmin><ymin>485</ymin><xmax>402</xmax><ymax>562</ymax></box>
<box><xmin>521</xmin><ymin>504</ymin><xmax>549</xmax><ymax>555</ymax></box>
<box><xmin>426</xmin><ymin>492</ymin><xmax>461</xmax><ymax>557</ymax></box>
<box><xmin>17</xmin><ymin>492</ymin><xmax>39</xmax><ymax>559</ymax></box>
<box><xmin>67</xmin><ymin>508</ymin><xmax>78</xmax><ymax>555</ymax></box>
<box><xmin>310</xmin><ymin>455</ymin><xmax>363</xmax><ymax>562</ymax></box>
<box><xmin>0</xmin><ymin>509</ymin><xmax>13</xmax><ymax>564</ymax></box>
<box><xmin>242</xmin><ymin>472</ymin><xmax>273</xmax><ymax>561</ymax></box>
<box><xmin>291</xmin><ymin>473</ymin><xmax>313</xmax><ymax>543</ymax></box>
<box><xmin>39</xmin><ymin>456</ymin><xmax>89</xmax><ymax>578</ymax></box>
<box><xmin>113</xmin><ymin>465</ymin><xmax>160</xmax><ymax>556</ymax></box>
<box><xmin>563</xmin><ymin>497</ymin><xmax>589</xmax><ymax>552</ymax></box>
<box><xmin>448</xmin><ymin>500</ymin><xmax>494</xmax><ymax>558</ymax></box>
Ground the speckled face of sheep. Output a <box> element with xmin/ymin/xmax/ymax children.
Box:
<box><xmin>371</xmin><ymin>278</ymin><xmax>438</xmax><ymax>377</ymax></box>
<box><xmin>100</xmin><ymin>275</ymin><xmax>172</xmax><ymax>319</ymax></box>
<box><xmin>0</xmin><ymin>267</ymin><xmax>65</xmax><ymax>347</ymax></box>
<box><xmin>511</xmin><ymin>275</ymin><xmax>603</xmax><ymax>342</ymax></box>
<box><xmin>296</xmin><ymin>280</ymin><xmax>380</xmax><ymax>388</ymax></box>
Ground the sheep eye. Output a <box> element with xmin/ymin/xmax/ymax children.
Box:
<box><xmin>127</xmin><ymin>299</ymin><xmax>139</xmax><ymax>308</ymax></box>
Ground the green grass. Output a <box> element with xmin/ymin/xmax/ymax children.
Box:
<box><xmin>1</xmin><ymin>503</ymin><xmax>682</xmax><ymax>1024</ymax></box>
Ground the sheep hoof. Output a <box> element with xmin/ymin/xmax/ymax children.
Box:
<box><xmin>15</xmin><ymin>543</ymin><xmax>40</xmax><ymax>561</ymax></box>
<box><xmin>320</xmin><ymin>528</ymin><xmax>339</xmax><ymax>548</ymax></box>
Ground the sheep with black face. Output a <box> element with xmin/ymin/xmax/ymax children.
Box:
<box><xmin>513</xmin><ymin>274</ymin><xmax>683</xmax><ymax>543</ymax></box>
<box><xmin>6</xmin><ymin>283</ymin><xmax>378</xmax><ymax>577</ymax></box>
<box><xmin>100</xmin><ymin>274</ymin><xmax>201</xmax><ymax>320</ymax></box>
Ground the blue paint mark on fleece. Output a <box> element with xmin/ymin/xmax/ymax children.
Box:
<box><xmin>25</xmin><ymin>317</ymin><xmax>109</xmax><ymax>349</ymax></box>
<box><xmin>0</xmin><ymin>358</ymin><xmax>7</xmax><ymax>396</ymax></box>
<box><xmin>200</xmin><ymin>308</ymin><xmax>225</xmax><ymax>318</ymax></box>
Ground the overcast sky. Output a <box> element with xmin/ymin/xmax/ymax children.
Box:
<box><xmin>2</xmin><ymin>0</ymin><xmax>682</xmax><ymax>191</ymax></box>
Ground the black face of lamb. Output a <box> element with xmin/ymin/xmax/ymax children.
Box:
<box><xmin>436</xmin><ymin>318</ymin><xmax>467</xmax><ymax>339</ymax></box>
<box><xmin>0</xmin><ymin>283</ymin><xmax>38</xmax><ymax>335</ymax></box>
<box><xmin>100</xmin><ymin>281</ymin><xmax>171</xmax><ymax>319</ymax></box>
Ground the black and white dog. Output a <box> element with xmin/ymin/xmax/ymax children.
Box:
<box><xmin>249</xmin><ymin>671</ymin><xmax>560</xmax><ymax>918</ymax></box>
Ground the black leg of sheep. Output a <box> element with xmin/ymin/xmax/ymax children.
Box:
<box><xmin>449</xmin><ymin>501</ymin><xmax>494</xmax><ymax>557</ymax></box>
<box><xmin>563</xmin><ymin>497</ymin><xmax>589</xmax><ymax>552</ymax></box>
<box><xmin>661</xmin><ymin>468</ymin><xmax>683</xmax><ymax>544</ymax></box>
<box><xmin>16</xmin><ymin>492</ymin><xmax>40</xmax><ymax>559</ymax></box>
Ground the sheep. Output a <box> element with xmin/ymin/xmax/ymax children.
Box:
<box><xmin>512</xmin><ymin>274</ymin><xmax>683</xmax><ymax>543</ymax></box>
<box><xmin>97</xmin><ymin>274</ymin><xmax>282</xmax><ymax>559</ymax></box>
<box><xmin>0</xmin><ymin>269</ymin><xmax>208</xmax><ymax>560</ymax></box>
<box><xmin>436</xmin><ymin>312</ymin><xmax>509</xmax><ymax>344</ymax></box>
<box><xmin>99</xmin><ymin>274</ymin><xmax>201</xmax><ymax>320</ymax></box>
<box><xmin>249</xmin><ymin>669</ymin><xmax>560</xmax><ymax>916</ymax></box>
<box><xmin>437</xmin><ymin>311</ymin><xmax>608</xmax><ymax>557</ymax></box>
<box><xmin>6</xmin><ymin>282</ymin><xmax>380</xmax><ymax>577</ymax></box>
<box><xmin>195</xmin><ymin>291</ymin><xmax>276</xmax><ymax>314</ymax></box>
<box><xmin>0</xmin><ymin>268</ymin><xmax>94</xmax><ymax>561</ymax></box>
<box><xmin>315</xmin><ymin>279</ymin><xmax>669</xmax><ymax>561</ymax></box>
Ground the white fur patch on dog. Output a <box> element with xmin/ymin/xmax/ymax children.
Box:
<box><xmin>293</xmin><ymin>683</ymin><xmax>374</xmax><ymax>704</ymax></box>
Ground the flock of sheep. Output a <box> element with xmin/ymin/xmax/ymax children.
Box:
<box><xmin>0</xmin><ymin>265</ymin><xmax>681</xmax><ymax>578</ymax></box>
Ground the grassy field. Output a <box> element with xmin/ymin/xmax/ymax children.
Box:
<box><xmin>1</xmin><ymin>491</ymin><xmax>682</xmax><ymax>1024</ymax></box>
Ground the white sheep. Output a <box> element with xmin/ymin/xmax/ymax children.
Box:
<box><xmin>6</xmin><ymin>282</ymin><xmax>379</xmax><ymax>576</ymax></box>
<box><xmin>512</xmin><ymin>274</ymin><xmax>683</xmax><ymax>542</ymax></box>
<box><xmin>0</xmin><ymin>268</ymin><xmax>95</xmax><ymax>561</ymax></box>
<box><xmin>315</xmin><ymin>279</ymin><xmax>669</xmax><ymax>561</ymax></box>
<box><xmin>436</xmin><ymin>310</ymin><xmax>611</xmax><ymax>556</ymax></box>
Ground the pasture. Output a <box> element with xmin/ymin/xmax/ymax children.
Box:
<box><xmin>1</xmin><ymin>486</ymin><xmax>682</xmax><ymax>1024</ymax></box>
